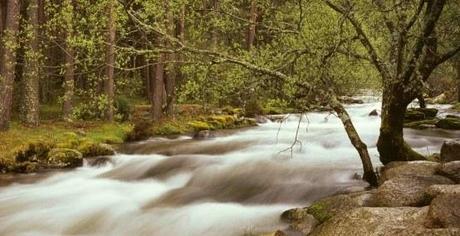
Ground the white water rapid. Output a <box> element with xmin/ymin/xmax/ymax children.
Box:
<box><xmin>0</xmin><ymin>98</ymin><xmax>458</xmax><ymax>236</ymax></box>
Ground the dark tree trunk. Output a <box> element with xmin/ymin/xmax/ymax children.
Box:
<box><xmin>0</xmin><ymin>0</ymin><xmax>20</xmax><ymax>131</ymax></box>
<box><xmin>104</xmin><ymin>0</ymin><xmax>115</xmax><ymax>121</ymax></box>
<box><xmin>164</xmin><ymin>10</ymin><xmax>176</xmax><ymax>116</ymax></box>
<box><xmin>457</xmin><ymin>60</ymin><xmax>460</xmax><ymax>102</ymax></box>
<box><xmin>22</xmin><ymin>0</ymin><xmax>41</xmax><ymax>126</ymax></box>
<box><xmin>418</xmin><ymin>95</ymin><xmax>426</xmax><ymax>108</ymax></box>
<box><xmin>377</xmin><ymin>87</ymin><xmax>425</xmax><ymax>164</ymax></box>
<box><xmin>152</xmin><ymin>54</ymin><xmax>165</xmax><ymax>121</ymax></box>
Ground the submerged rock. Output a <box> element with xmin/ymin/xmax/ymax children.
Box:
<box><xmin>379</xmin><ymin>161</ymin><xmax>441</xmax><ymax>183</ymax></box>
<box><xmin>280</xmin><ymin>209</ymin><xmax>318</xmax><ymax>235</ymax></box>
<box><xmin>310</xmin><ymin>207</ymin><xmax>429</xmax><ymax>236</ymax></box>
<box><xmin>47</xmin><ymin>148</ymin><xmax>83</xmax><ymax>168</ymax></box>
<box><xmin>404</xmin><ymin>119</ymin><xmax>438</xmax><ymax>129</ymax></box>
<box><xmin>440</xmin><ymin>139</ymin><xmax>460</xmax><ymax>162</ymax></box>
<box><xmin>372</xmin><ymin>175</ymin><xmax>453</xmax><ymax>207</ymax></box>
<box><xmin>339</xmin><ymin>96</ymin><xmax>364</xmax><ymax>104</ymax></box>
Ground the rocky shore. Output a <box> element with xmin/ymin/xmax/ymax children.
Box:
<box><xmin>268</xmin><ymin>140</ymin><xmax>460</xmax><ymax>236</ymax></box>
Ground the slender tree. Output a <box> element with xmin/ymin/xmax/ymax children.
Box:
<box><xmin>22</xmin><ymin>0</ymin><xmax>41</xmax><ymax>126</ymax></box>
<box><xmin>0</xmin><ymin>0</ymin><xmax>20</xmax><ymax>131</ymax></box>
<box><xmin>62</xmin><ymin>0</ymin><xmax>75</xmax><ymax>120</ymax></box>
<box><xmin>104</xmin><ymin>0</ymin><xmax>116</xmax><ymax>121</ymax></box>
<box><xmin>247</xmin><ymin>0</ymin><xmax>257</xmax><ymax>50</ymax></box>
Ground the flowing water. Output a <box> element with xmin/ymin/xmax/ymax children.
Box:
<box><xmin>0</xmin><ymin>99</ymin><xmax>459</xmax><ymax>236</ymax></box>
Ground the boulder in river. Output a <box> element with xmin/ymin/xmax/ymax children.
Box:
<box><xmin>78</xmin><ymin>142</ymin><xmax>115</xmax><ymax>157</ymax></box>
<box><xmin>432</xmin><ymin>93</ymin><xmax>447</xmax><ymax>104</ymax></box>
<box><xmin>309</xmin><ymin>207</ymin><xmax>429</xmax><ymax>236</ymax></box>
<box><xmin>193</xmin><ymin>130</ymin><xmax>215</xmax><ymax>140</ymax></box>
<box><xmin>306</xmin><ymin>190</ymin><xmax>375</xmax><ymax>223</ymax></box>
<box><xmin>427</xmin><ymin>192</ymin><xmax>460</xmax><ymax>228</ymax></box>
<box><xmin>411</xmin><ymin>108</ymin><xmax>438</xmax><ymax>118</ymax></box>
<box><xmin>372</xmin><ymin>175</ymin><xmax>454</xmax><ymax>207</ymax></box>
<box><xmin>379</xmin><ymin>161</ymin><xmax>441</xmax><ymax>183</ymax></box>
<box><xmin>405</xmin><ymin>110</ymin><xmax>426</xmax><ymax>121</ymax></box>
<box><xmin>280</xmin><ymin>208</ymin><xmax>318</xmax><ymax>235</ymax></box>
<box><xmin>437</xmin><ymin>161</ymin><xmax>460</xmax><ymax>183</ymax></box>
<box><xmin>368</xmin><ymin>109</ymin><xmax>378</xmax><ymax>116</ymax></box>
<box><xmin>436</xmin><ymin>118</ymin><xmax>460</xmax><ymax>130</ymax></box>
<box><xmin>47</xmin><ymin>148</ymin><xmax>83</xmax><ymax>168</ymax></box>
<box><xmin>440</xmin><ymin>139</ymin><xmax>460</xmax><ymax>162</ymax></box>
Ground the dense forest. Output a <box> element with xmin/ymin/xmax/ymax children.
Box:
<box><xmin>0</xmin><ymin>0</ymin><xmax>460</xmax><ymax>235</ymax></box>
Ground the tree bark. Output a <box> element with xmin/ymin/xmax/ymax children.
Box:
<box><xmin>457</xmin><ymin>60</ymin><xmax>460</xmax><ymax>102</ymax></box>
<box><xmin>330</xmin><ymin>97</ymin><xmax>378</xmax><ymax>186</ymax></box>
<box><xmin>377</xmin><ymin>87</ymin><xmax>425</xmax><ymax>164</ymax></box>
<box><xmin>418</xmin><ymin>95</ymin><xmax>426</xmax><ymax>108</ymax></box>
<box><xmin>164</xmin><ymin>9</ymin><xmax>176</xmax><ymax>116</ymax></box>
<box><xmin>104</xmin><ymin>0</ymin><xmax>116</xmax><ymax>121</ymax></box>
<box><xmin>22</xmin><ymin>0</ymin><xmax>41</xmax><ymax>126</ymax></box>
<box><xmin>0</xmin><ymin>0</ymin><xmax>20</xmax><ymax>131</ymax></box>
<box><xmin>62</xmin><ymin>0</ymin><xmax>75</xmax><ymax>120</ymax></box>
<box><xmin>152</xmin><ymin>54</ymin><xmax>165</xmax><ymax>121</ymax></box>
<box><xmin>246</xmin><ymin>0</ymin><xmax>257</xmax><ymax>50</ymax></box>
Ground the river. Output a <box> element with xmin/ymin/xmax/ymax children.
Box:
<box><xmin>0</xmin><ymin>98</ymin><xmax>458</xmax><ymax>236</ymax></box>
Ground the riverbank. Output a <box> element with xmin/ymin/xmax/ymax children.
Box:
<box><xmin>0</xmin><ymin>105</ymin><xmax>257</xmax><ymax>174</ymax></box>
<box><xmin>268</xmin><ymin>158</ymin><xmax>460</xmax><ymax>236</ymax></box>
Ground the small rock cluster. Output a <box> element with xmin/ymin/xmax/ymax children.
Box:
<box><xmin>264</xmin><ymin>140</ymin><xmax>460</xmax><ymax>236</ymax></box>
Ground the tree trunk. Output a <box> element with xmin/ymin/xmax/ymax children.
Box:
<box><xmin>0</xmin><ymin>0</ymin><xmax>20</xmax><ymax>131</ymax></box>
<box><xmin>377</xmin><ymin>88</ymin><xmax>425</xmax><ymax>164</ymax></box>
<box><xmin>246</xmin><ymin>0</ymin><xmax>257</xmax><ymax>50</ymax></box>
<box><xmin>330</xmin><ymin>97</ymin><xmax>378</xmax><ymax>186</ymax></box>
<box><xmin>457</xmin><ymin>60</ymin><xmax>460</xmax><ymax>102</ymax></box>
<box><xmin>62</xmin><ymin>0</ymin><xmax>75</xmax><ymax>120</ymax></box>
<box><xmin>418</xmin><ymin>95</ymin><xmax>426</xmax><ymax>108</ymax></box>
<box><xmin>164</xmin><ymin>10</ymin><xmax>176</xmax><ymax>116</ymax></box>
<box><xmin>104</xmin><ymin>0</ymin><xmax>115</xmax><ymax>121</ymax></box>
<box><xmin>152</xmin><ymin>54</ymin><xmax>165</xmax><ymax>121</ymax></box>
<box><xmin>22</xmin><ymin>0</ymin><xmax>41</xmax><ymax>126</ymax></box>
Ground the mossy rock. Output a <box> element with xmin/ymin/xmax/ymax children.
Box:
<box><xmin>404</xmin><ymin>110</ymin><xmax>425</xmax><ymax>121</ymax></box>
<box><xmin>154</xmin><ymin>123</ymin><xmax>187</xmax><ymax>135</ymax></box>
<box><xmin>436</xmin><ymin>118</ymin><xmax>460</xmax><ymax>130</ymax></box>
<box><xmin>15</xmin><ymin>141</ymin><xmax>55</xmax><ymax>163</ymax></box>
<box><xmin>78</xmin><ymin>142</ymin><xmax>115</xmax><ymax>157</ymax></box>
<box><xmin>409</xmin><ymin>108</ymin><xmax>438</xmax><ymax>118</ymax></box>
<box><xmin>307</xmin><ymin>191</ymin><xmax>375</xmax><ymax>223</ymax></box>
<box><xmin>404</xmin><ymin>119</ymin><xmax>438</xmax><ymax>129</ymax></box>
<box><xmin>188</xmin><ymin>121</ymin><xmax>213</xmax><ymax>131</ymax></box>
<box><xmin>126</xmin><ymin>119</ymin><xmax>153</xmax><ymax>141</ymax></box>
<box><xmin>47</xmin><ymin>148</ymin><xmax>83</xmax><ymax>168</ymax></box>
<box><xmin>10</xmin><ymin>161</ymin><xmax>40</xmax><ymax>173</ymax></box>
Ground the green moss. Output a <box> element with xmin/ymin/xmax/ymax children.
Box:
<box><xmin>77</xmin><ymin>142</ymin><xmax>114</xmax><ymax>157</ymax></box>
<box><xmin>154</xmin><ymin>123</ymin><xmax>188</xmax><ymax>135</ymax></box>
<box><xmin>48</xmin><ymin>148</ymin><xmax>83</xmax><ymax>168</ymax></box>
<box><xmin>307</xmin><ymin>202</ymin><xmax>331</xmax><ymax>223</ymax></box>
<box><xmin>436</xmin><ymin>118</ymin><xmax>460</xmax><ymax>130</ymax></box>
<box><xmin>452</xmin><ymin>103</ymin><xmax>460</xmax><ymax>112</ymax></box>
<box><xmin>188</xmin><ymin>121</ymin><xmax>213</xmax><ymax>131</ymax></box>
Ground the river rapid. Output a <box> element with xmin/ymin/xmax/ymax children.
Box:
<box><xmin>0</xmin><ymin>98</ymin><xmax>459</xmax><ymax>236</ymax></box>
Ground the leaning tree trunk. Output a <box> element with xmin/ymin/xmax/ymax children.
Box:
<box><xmin>104</xmin><ymin>0</ymin><xmax>116</xmax><ymax>121</ymax></box>
<box><xmin>330</xmin><ymin>97</ymin><xmax>378</xmax><ymax>186</ymax></box>
<box><xmin>22</xmin><ymin>0</ymin><xmax>41</xmax><ymax>126</ymax></box>
<box><xmin>0</xmin><ymin>0</ymin><xmax>20</xmax><ymax>131</ymax></box>
<box><xmin>377</xmin><ymin>87</ymin><xmax>425</xmax><ymax>164</ymax></box>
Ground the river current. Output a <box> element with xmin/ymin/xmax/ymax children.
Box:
<box><xmin>0</xmin><ymin>98</ymin><xmax>458</xmax><ymax>236</ymax></box>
